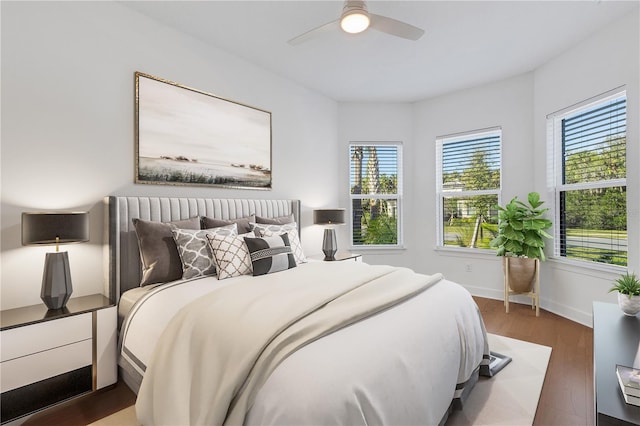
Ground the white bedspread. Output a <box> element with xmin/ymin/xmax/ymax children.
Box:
<box><xmin>121</xmin><ymin>262</ymin><xmax>489</xmax><ymax>426</ymax></box>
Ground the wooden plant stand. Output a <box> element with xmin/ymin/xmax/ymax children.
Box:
<box><xmin>503</xmin><ymin>257</ymin><xmax>540</xmax><ymax>316</ymax></box>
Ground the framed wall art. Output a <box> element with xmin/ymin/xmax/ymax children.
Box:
<box><xmin>135</xmin><ymin>72</ymin><xmax>272</xmax><ymax>189</ymax></box>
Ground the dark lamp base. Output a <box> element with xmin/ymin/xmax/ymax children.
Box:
<box><xmin>41</xmin><ymin>251</ymin><xmax>73</xmax><ymax>310</ymax></box>
<box><xmin>322</xmin><ymin>228</ymin><xmax>338</xmax><ymax>261</ymax></box>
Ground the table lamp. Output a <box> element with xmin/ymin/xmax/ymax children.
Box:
<box><xmin>22</xmin><ymin>212</ymin><xmax>89</xmax><ymax>309</ymax></box>
<box><xmin>313</xmin><ymin>208</ymin><xmax>346</xmax><ymax>260</ymax></box>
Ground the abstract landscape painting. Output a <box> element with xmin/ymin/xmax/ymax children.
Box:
<box><xmin>135</xmin><ymin>72</ymin><xmax>272</xmax><ymax>189</ymax></box>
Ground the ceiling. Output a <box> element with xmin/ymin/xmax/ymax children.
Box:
<box><xmin>120</xmin><ymin>1</ymin><xmax>639</xmax><ymax>103</ymax></box>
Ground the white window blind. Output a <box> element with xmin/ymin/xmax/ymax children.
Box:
<box><xmin>436</xmin><ymin>128</ymin><xmax>502</xmax><ymax>249</ymax></box>
<box><xmin>349</xmin><ymin>143</ymin><xmax>402</xmax><ymax>247</ymax></box>
<box><xmin>548</xmin><ymin>89</ymin><xmax>627</xmax><ymax>266</ymax></box>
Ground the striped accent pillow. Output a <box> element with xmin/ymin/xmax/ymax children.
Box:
<box><xmin>244</xmin><ymin>234</ymin><xmax>296</xmax><ymax>276</ymax></box>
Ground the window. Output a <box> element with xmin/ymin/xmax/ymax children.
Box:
<box><xmin>436</xmin><ymin>129</ymin><xmax>501</xmax><ymax>249</ymax></box>
<box><xmin>548</xmin><ymin>90</ymin><xmax>627</xmax><ymax>266</ymax></box>
<box><xmin>349</xmin><ymin>143</ymin><xmax>402</xmax><ymax>247</ymax></box>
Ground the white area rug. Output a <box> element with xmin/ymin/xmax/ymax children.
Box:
<box><xmin>446</xmin><ymin>333</ymin><xmax>552</xmax><ymax>426</ymax></box>
<box><xmin>91</xmin><ymin>333</ymin><xmax>551</xmax><ymax>426</ymax></box>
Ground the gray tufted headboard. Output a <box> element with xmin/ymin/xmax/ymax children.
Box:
<box><xmin>106</xmin><ymin>196</ymin><xmax>301</xmax><ymax>302</ymax></box>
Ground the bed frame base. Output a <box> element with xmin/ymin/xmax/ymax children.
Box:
<box><xmin>438</xmin><ymin>366</ymin><xmax>481</xmax><ymax>426</ymax></box>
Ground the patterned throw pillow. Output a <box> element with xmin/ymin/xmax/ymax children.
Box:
<box><xmin>251</xmin><ymin>222</ymin><xmax>306</xmax><ymax>264</ymax></box>
<box><xmin>171</xmin><ymin>223</ymin><xmax>237</xmax><ymax>279</ymax></box>
<box><xmin>206</xmin><ymin>232</ymin><xmax>255</xmax><ymax>280</ymax></box>
<box><xmin>244</xmin><ymin>234</ymin><xmax>296</xmax><ymax>276</ymax></box>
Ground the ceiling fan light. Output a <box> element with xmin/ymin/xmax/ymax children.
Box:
<box><xmin>340</xmin><ymin>11</ymin><xmax>370</xmax><ymax>34</ymax></box>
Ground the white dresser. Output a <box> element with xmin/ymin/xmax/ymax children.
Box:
<box><xmin>0</xmin><ymin>295</ymin><xmax>117</xmax><ymax>424</ymax></box>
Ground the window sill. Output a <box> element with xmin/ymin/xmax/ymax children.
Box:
<box><xmin>434</xmin><ymin>246</ymin><xmax>498</xmax><ymax>260</ymax></box>
<box><xmin>349</xmin><ymin>245</ymin><xmax>406</xmax><ymax>254</ymax></box>
<box><xmin>547</xmin><ymin>257</ymin><xmax>626</xmax><ymax>279</ymax></box>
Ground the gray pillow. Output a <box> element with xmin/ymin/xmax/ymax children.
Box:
<box><xmin>133</xmin><ymin>217</ymin><xmax>200</xmax><ymax>286</ymax></box>
<box><xmin>171</xmin><ymin>224</ymin><xmax>237</xmax><ymax>279</ymax></box>
<box><xmin>255</xmin><ymin>214</ymin><xmax>295</xmax><ymax>225</ymax></box>
<box><xmin>202</xmin><ymin>215</ymin><xmax>255</xmax><ymax>234</ymax></box>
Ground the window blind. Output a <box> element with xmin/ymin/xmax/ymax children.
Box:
<box><xmin>349</xmin><ymin>143</ymin><xmax>402</xmax><ymax>247</ymax></box>
<box><xmin>441</xmin><ymin>132</ymin><xmax>501</xmax><ymax>191</ymax></box>
<box><xmin>350</xmin><ymin>145</ymin><xmax>400</xmax><ymax>195</ymax></box>
<box><xmin>552</xmin><ymin>91</ymin><xmax>627</xmax><ymax>267</ymax></box>
<box><xmin>562</xmin><ymin>97</ymin><xmax>626</xmax><ymax>184</ymax></box>
<box><xmin>436</xmin><ymin>129</ymin><xmax>501</xmax><ymax>249</ymax></box>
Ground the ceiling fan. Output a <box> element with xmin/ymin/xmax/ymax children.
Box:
<box><xmin>288</xmin><ymin>0</ymin><xmax>425</xmax><ymax>46</ymax></box>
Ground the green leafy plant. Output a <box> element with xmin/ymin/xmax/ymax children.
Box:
<box><xmin>608</xmin><ymin>272</ymin><xmax>640</xmax><ymax>297</ymax></box>
<box><xmin>489</xmin><ymin>192</ymin><xmax>553</xmax><ymax>260</ymax></box>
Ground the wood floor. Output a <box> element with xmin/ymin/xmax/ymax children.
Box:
<box><xmin>21</xmin><ymin>297</ymin><xmax>594</xmax><ymax>426</ymax></box>
<box><xmin>475</xmin><ymin>297</ymin><xmax>594</xmax><ymax>426</ymax></box>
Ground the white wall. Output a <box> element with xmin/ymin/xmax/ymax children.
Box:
<box><xmin>339</xmin><ymin>12</ymin><xmax>639</xmax><ymax>326</ymax></box>
<box><xmin>0</xmin><ymin>1</ymin><xmax>339</xmax><ymax>309</ymax></box>
<box><xmin>411</xmin><ymin>72</ymin><xmax>535</xmax><ymax>295</ymax></box>
<box><xmin>532</xmin><ymin>11</ymin><xmax>639</xmax><ymax>326</ymax></box>
<box><xmin>337</xmin><ymin>103</ymin><xmax>415</xmax><ymax>268</ymax></box>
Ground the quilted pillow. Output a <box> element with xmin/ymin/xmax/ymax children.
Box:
<box><xmin>171</xmin><ymin>223</ymin><xmax>237</xmax><ymax>279</ymax></box>
<box><xmin>206</xmin><ymin>232</ymin><xmax>255</xmax><ymax>280</ymax></box>
<box><xmin>255</xmin><ymin>214</ymin><xmax>295</xmax><ymax>225</ymax></box>
<box><xmin>202</xmin><ymin>215</ymin><xmax>255</xmax><ymax>234</ymax></box>
<box><xmin>244</xmin><ymin>234</ymin><xmax>296</xmax><ymax>276</ymax></box>
<box><xmin>251</xmin><ymin>222</ymin><xmax>306</xmax><ymax>264</ymax></box>
<box><xmin>133</xmin><ymin>217</ymin><xmax>200</xmax><ymax>286</ymax></box>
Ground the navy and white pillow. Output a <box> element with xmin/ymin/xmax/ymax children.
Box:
<box><xmin>244</xmin><ymin>234</ymin><xmax>296</xmax><ymax>276</ymax></box>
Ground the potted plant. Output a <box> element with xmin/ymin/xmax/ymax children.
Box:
<box><xmin>609</xmin><ymin>272</ymin><xmax>640</xmax><ymax>316</ymax></box>
<box><xmin>490</xmin><ymin>192</ymin><xmax>553</xmax><ymax>293</ymax></box>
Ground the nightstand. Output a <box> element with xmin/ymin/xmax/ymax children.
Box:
<box><xmin>0</xmin><ymin>294</ymin><xmax>117</xmax><ymax>424</ymax></box>
<box><xmin>593</xmin><ymin>302</ymin><xmax>640</xmax><ymax>425</ymax></box>
<box><xmin>309</xmin><ymin>252</ymin><xmax>363</xmax><ymax>262</ymax></box>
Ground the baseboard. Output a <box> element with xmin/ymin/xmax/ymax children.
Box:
<box><xmin>538</xmin><ymin>297</ymin><xmax>592</xmax><ymax>327</ymax></box>
<box><xmin>464</xmin><ymin>284</ymin><xmax>593</xmax><ymax>328</ymax></box>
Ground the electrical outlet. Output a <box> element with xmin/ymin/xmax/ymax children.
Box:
<box><xmin>465</xmin><ymin>264</ymin><xmax>472</xmax><ymax>272</ymax></box>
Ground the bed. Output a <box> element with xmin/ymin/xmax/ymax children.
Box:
<box><xmin>108</xmin><ymin>196</ymin><xmax>490</xmax><ymax>426</ymax></box>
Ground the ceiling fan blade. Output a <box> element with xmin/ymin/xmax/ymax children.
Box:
<box><xmin>369</xmin><ymin>13</ymin><xmax>424</xmax><ymax>41</ymax></box>
<box><xmin>288</xmin><ymin>19</ymin><xmax>340</xmax><ymax>46</ymax></box>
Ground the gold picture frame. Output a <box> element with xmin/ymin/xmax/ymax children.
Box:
<box><xmin>135</xmin><ymin>72</ymin><xmax>272</xmax><ymax>189</ymax></box>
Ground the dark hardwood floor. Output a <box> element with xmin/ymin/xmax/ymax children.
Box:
<box><xmin>21</xmin><ymin>297</ymin><xmax>594</xmax><ymax>426</ymax></box>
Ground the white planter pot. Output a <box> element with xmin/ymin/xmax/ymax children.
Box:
<box><xmin>618</xmin><ymin>293</ymin><xmax>640</xmax><ymax>316</ymax></box>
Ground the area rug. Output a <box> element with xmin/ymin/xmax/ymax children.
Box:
<box><xmin>446</xmin><ymin>333</ymin><xmax>552</xmax><ymax>426</ymax></box>
<box><xmin>90</xmin><ymin>333</ymin><xmax>551</xmax><ymax>426</ymax></box>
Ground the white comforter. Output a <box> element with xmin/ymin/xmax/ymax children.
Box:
<box><xmin>121</xmin><ymin>261</ymin><xmax>489</xmax><ymax>426</ymax></box>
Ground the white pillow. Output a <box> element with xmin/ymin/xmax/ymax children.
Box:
<box><xmin>206</xmin><ymin>232</ymin><xmax>256</xmax><ymax>280</ymax></box>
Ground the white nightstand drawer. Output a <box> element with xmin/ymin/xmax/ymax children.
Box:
<box><xmin>1</xmin><ymin>313</ymin><xmax>91</xmax><ymax>362</ymax></box>
<box><xmin>0</xmin><ymin>338</ymin><xmax>92</xmax><ymax>392</ymax></box>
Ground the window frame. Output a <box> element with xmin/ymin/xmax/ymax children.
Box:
<box><xmin>348</xmin><ymin>141</ymin><xmax>403</xmax><ymax>250</ymax></box>
<box><xmin>547</xmin><ymin>88</ymin><xmax>627</xmax><ymax>270</ymax></box>
<box><xmin>435</xmin><ymin>127</ymin><xmax>502</xmax><ymax>251</ymax></box>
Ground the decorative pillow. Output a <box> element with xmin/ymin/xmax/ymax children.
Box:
<box><xmin>202</xmin><ymin>215</ymin><xmax>255</xmax><ymax>234</ymax></box>
<box><xmin>244</xmin><ymin>234</ymin><xmax>296</xmax><ymax>276</ymax></box>
<box><xmin>171</xmin><ymin>223</ymin><xmax>237</xmax><ymax>279</ymax></box>
<box><xmin>251</xmin><ymin>222</ymin><xmax>306</xmax><ymax>264</ymax></box>
<box><xmin>255</xmin><ymin>214</ymin><xmax>295</xmax><ymax>225</ymax></box>
<box><xmin>132</xmin><ymin>217</ymin><xmax>201</xmax><ymax>286</ymax></box>
<box><xmin>206</xmin><ymin>232</ymin><xmax>255</xmax><ymax>280</ymax></box>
